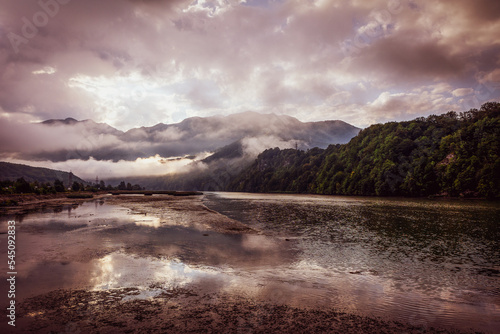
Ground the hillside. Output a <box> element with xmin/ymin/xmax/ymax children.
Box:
<box><xmin>0</xmin><ymin>162</ymin><xmax>88</xmax><ymax>186</ymax></box>
<box><xmin>228</xmin><ymin>102</ymin><xmax>500</xmax><ymax>198</ymax></box>
<box><xmin>101</xmin><ymin>113</ymin><xmax>360</xmax><ymax>190</ymax></box>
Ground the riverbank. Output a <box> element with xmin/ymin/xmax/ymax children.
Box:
<box><xmin>0</xmin><ymin>192</ymin><xmax>110</xmax><ymax>215</ymax></box>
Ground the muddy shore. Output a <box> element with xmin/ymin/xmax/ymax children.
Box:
<box><xmin>0</xmin><ymin>194</ymin><xmax>474</xmax><ymax>333</ymax></box>
<box><xmin>105</xmin><ymin>195</ymin><xmax>257</xmax><ymax>234</ymax></box>
<box><xmin>8</xmin><ymin>287</ymin><xmax>467</xmax><ymax>334</ymax></box>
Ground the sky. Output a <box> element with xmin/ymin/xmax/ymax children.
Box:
<box><xmin>0</xmin><ymin>0</ymin><xmax>499</xmax><ymax>179</ymax></box>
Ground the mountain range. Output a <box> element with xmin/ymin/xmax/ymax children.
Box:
<box><xmin>1</xmin><ymin>112</ymin><xmax>360</xmax><ymax>189</ymax></box>
<box><xmin>33</xmin><ymin>112</ymin><xmax>360</xmax><ymax>162</ymax></box>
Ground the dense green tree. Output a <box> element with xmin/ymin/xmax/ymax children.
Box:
<box><xmin>72</xmin><ymin>181</ymin><xmax>81</xmax><ymax>191</ymax></box>
<box><xmin>54</xmin><ymin>179</ymin><xmax>65</xmax><ymax>192</ymax></box>
<box><xmin>14</xmin><ymin>178</ymin><xmax>32</xmax><ymax>193</ymax></box>
<box><xmin>228</xmin><ymin>102</ymin><xmax>500</xmax><ymax>198</ymax></box>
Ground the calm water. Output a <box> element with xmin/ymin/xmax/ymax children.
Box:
<box><xmin>203</xmin><ymin>193</ymin><xmax>500</xmax><ymax>333</ymax></box>
<box><xmin>0</xmin><ymin>193</ymin><xmax>499</xmax><ymax>332</ymax></box>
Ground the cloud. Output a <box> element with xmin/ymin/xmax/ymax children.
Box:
<box><xmin>6</xmin><ymin>154</ymin><xmax>203</xmax><ymax>181</ymax></box>
<box><xmin>321</xmin><ymin>85</ymin><xmax>459</xmax><ymax>127</ymax></box>
<box><xmin>352</xmin><ymin>37</ymin><xmax>467</xmax><ymax>83</ymax></box>
<box><xmin>481</xmin><ymin>68</ymin><xmax>500</xmax><ymax>83</ymax></box>
<box><xmin>0</xmin><ymin>0</ymin><xmax>499</xmax><ymax>154</ymax></box>
<box><xmin>241</xmin><ymin>135</ymin><xmax>296</xmax><ymax>156</ymax></box>
<box><xmin>452</xmin><ymin>88</ymin><xmax>474</xmax><ymax>97</ymax></box>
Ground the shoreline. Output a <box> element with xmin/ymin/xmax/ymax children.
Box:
<box><xmin>1</xmin><ymin>190</ymin><xmax>496</xmax><ymax>215</ymax></box>
<box><xmin>0</xmin><ymin>192</ymin><xmax>258</xmax><ymax>234</ymax></box>
<box><xmin>0</xmin><ymin>192</ymin><xmax>111</xmax><ymax>215</ymax></box>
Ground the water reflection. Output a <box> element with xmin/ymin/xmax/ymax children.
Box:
<box><xmin>0</xmin><ymin>199</ymin><xmax>296</xmax><ymax>301</ymax></box>
<box><xmin>204</xmin><ymin>192</ymin><xmax>500</xmax><ymax>332</ymax></box>
<box><xmin>0</xmin><ymin>195</ymin><xmax>499</xmax><ymax>333</ymax></box>
<box><xmin>90</xmin><ymin>252</ymin><xmax>221</xmax><ymax>291</ymax></box>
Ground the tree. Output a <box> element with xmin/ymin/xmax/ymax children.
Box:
<box><xmin>14</xmin><ymin>178</ymin><xmax>31</xmax><ymax>193</ymax></box>
<box><xmin>72</xmin><ymin>181</ymin><xmax>81</xmax><ymax>192</ymax></box>
<box><xmin>54</xmin><ymin>179</ymin><xmax>65</xmax><ymax>192</ymax></box>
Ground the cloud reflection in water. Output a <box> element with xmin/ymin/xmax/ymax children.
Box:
<box><xmin>91</xmin><ymin>252</ymin><xmax>222</xmax><ymax>292</ymax></box>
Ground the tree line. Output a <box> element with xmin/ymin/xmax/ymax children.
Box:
<box><xmin>0</xmin><ymin>178</ymin><xmax>143</xmax><ymax>195</ymax></box>
<box><xmin>228</xmin><ymin>102</ymin><xmax>500</xmax><ymax>198</ymax></box>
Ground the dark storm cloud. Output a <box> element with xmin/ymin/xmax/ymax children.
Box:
<box><xmin>354</xmin><ymin>36</ymin><xmax>467</xmax><ymax>82</ymax></box>
<box><xmin>454</xmin><ymin>0</ymin><xmax>500</xmax><ymax>22</ymax></box>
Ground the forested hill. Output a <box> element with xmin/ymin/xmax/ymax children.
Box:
<box><xmin>0</xmin><ymin>162</ymin><xmax>88</xmax><ymax>186</ymax></box>
<box><xmin>227</xmin><ymin>102</ymin><xmax>500</xmax><ymax>198</ymax></box>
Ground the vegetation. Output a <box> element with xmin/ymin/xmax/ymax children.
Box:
<box><xmin>1</xmin><ymin>178</ymin><xmax>57</xmax><ymax>195</ymax></box>
<box><xmin>0</xmin><ymin>177</ymin><xmax>143</xmax><ymax>195</ymax></box>
<box><xmin>0</xmin><ymin>162</ymin><xmax>87</xmax><ymax>185</ymax></box>
<box><xmin>228</xmin><ymin>102</ymin><xmax>500</xmax><ymax>198</ymax></box>
<box><xmin>117</xmin><ymin>181</ymin><xmax>144</xmax><ymax>191</ymax></box>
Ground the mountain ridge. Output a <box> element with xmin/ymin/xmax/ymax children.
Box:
<box><xmin>38</xmin><ymin>111</ymin><xmax>361</xmax><ymax>142</ymax></box>
<box><xmin>0</xmin><ymin>161</ymin><xmax>88</xmax><ymax>186</ymax></box>
<box><xmin>33</xmin><ymin>111</ymin><xmax>360</xmax><ymax>162</ymax></box>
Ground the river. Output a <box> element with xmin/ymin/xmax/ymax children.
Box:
<box><xmin>0</xmin><ymin>192</ymin><xmax>498</xmax><ymax>333</ymax></box>
<box><xmin>203</xmin><ymin>192</ymin><xmax>500</xmax><ymax>333</ymax></box>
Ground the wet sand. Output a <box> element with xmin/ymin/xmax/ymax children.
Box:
<box><xmin>0</xmin><ymin>195</ymin><xmax>475</xmax><ymax>333</ymax></box>
<box><xmin>10</xmin><ymin>287</ymin><xmax>466</xmax><ymax>334</ymax></box>
<box><xmin>105</xmin><ymin>195</ymin><xmax>257</xmax><ymax>234</ymax></box>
